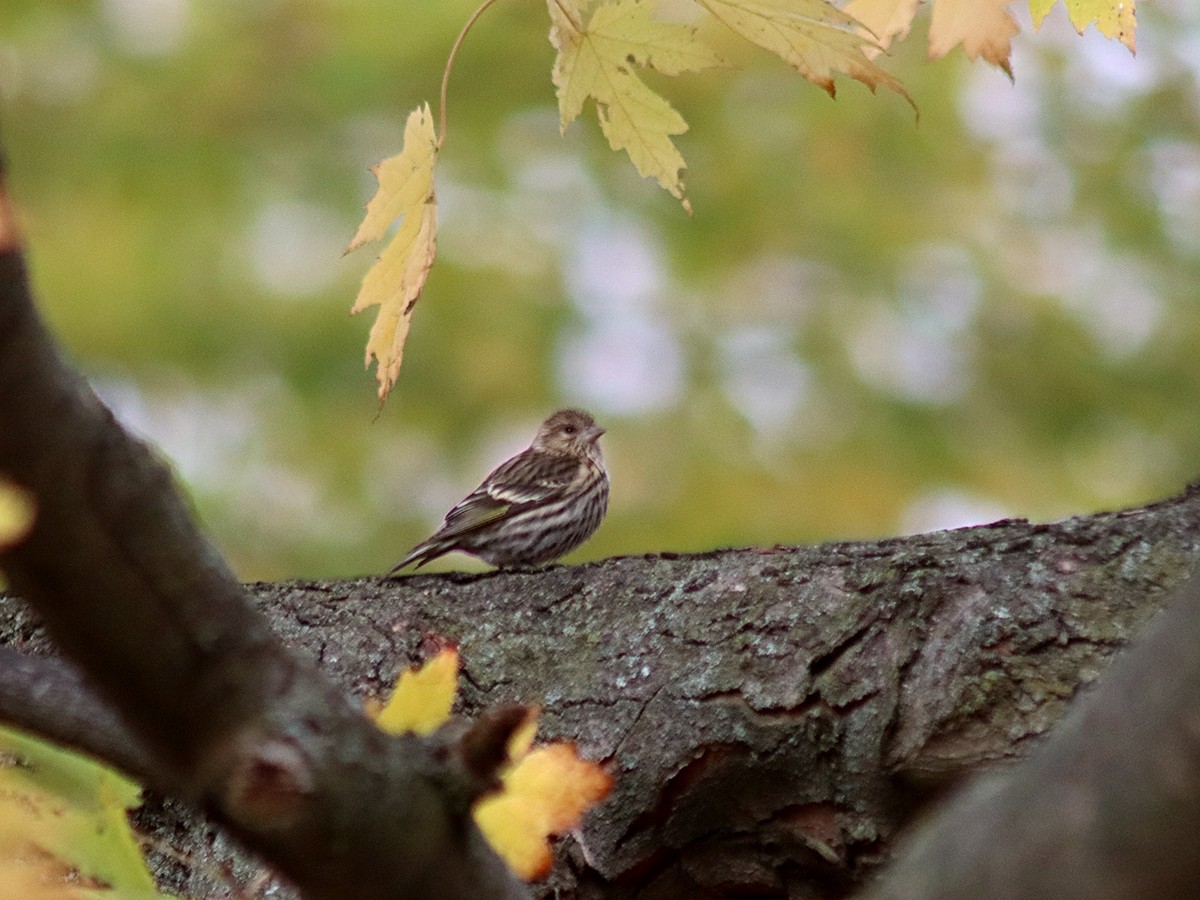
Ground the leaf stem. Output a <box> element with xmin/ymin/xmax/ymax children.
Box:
<box><xmin>440</xmin><ymin>0</ymin><xmax>504</xmax><ymax>149</ymax></box>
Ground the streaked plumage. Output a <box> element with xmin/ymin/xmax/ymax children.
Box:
<box><xmin>388</xmin><ymin>409</ymin><xmax>608</xmax><ymax>573</ymax></box>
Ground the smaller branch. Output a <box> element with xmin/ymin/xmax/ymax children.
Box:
<box><xmin>0</xmin><ymin>646</ymin><xmax>164</xmax><ymax>786</ymax></box>
<box><xmin>439</xmin><ymin>0</ymin><xmax>503</xmax><ymax>148</ymax></box>
<box><xmin>454</xmin><ymin>704</ymin><xmax>531</xmax><ymax>803</ymax></box>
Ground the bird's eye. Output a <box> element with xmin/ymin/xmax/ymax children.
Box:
<box><xmin>563</xmin><ymin>425</ymin><xmax>577</xmax><ymax>435</ymax></box>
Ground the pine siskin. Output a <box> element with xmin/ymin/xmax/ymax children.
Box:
<box><xmin>388</xmin><ymin>409</ymin><xmax>609</xmax><ymax>573</ymax></box>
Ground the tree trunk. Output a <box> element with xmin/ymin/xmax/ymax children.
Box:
<box><xmin>5</xmin><ymin>481</ymin><xmax>1196</xmax><ymax>897</ymax></box>
<box><xmin>866</xmin><ymin>570</ymin><xmax>1200</xmax><ymax>900</ymax></box>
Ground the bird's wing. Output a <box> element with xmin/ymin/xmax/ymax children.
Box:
<box><xmin>387</xmin><ymin>452</ymin><xmax>582</xmax><ymax>574</ymax></box>
<box><xmin>437</xmin><ymin>452</ymin><xmax>579</xmax><ymax>535</ymax></box>
<box><xmin>387</xmin><ymin>500</ymin><xmax>507</xmax><ymax>573</ymax></box>
<box><xmin>483</xmin><ymin>451</ymin><xmax>580</xmax><ymax>502</ymax></box>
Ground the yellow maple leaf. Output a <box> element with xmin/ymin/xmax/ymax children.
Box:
<box><xmin>696</xmin><ymin>0</ymin><xmax>912</xmax><ymax>105</ymax></box>
<box><xmin>374</xmin><ymin>647</ymin><xmax>460</xmax><ymax>736</ymax></box>
<box><xmin>1029</xmin><ymin>0</ymin><xmax>1135</xmax><ymax>52</ymax></box>
<box><xmin>843</xmin><ymin>0</ymin><xmax>923</xmax><ymax>56</ymax></box>
<box><xmin>474</xmin><ymin>743</ymin><xmax>613</xmax><ymax>880</ymax></box>
<box><xmin>0</xmin><ymin>479</ymin><xmax>34</xmax><ymax>550</ymax></box>
<box><xmin>928</xmin><ymin>0</ymin><xmax>1020</xmax><ymax>73</ymax></box>
<box><xmin>346</xmin><ymin>103</ymin><xmax>439</xmax><ymax>402</ymax></box>
<box><xmin>548</xmin><ymin>0</ymin><xmax>725</xmax><ymax>210</ymax></box>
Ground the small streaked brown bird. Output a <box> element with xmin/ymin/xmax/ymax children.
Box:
<box><xmin>388</xmin><ymin>409</ymin><xmax>609</xmax><ymax>573</ymax></box>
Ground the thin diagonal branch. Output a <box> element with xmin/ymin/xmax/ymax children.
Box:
<box><xmin>439</xmin><ymin>0</ymin><xmax>503</xmax><ymax>147</ymax></box>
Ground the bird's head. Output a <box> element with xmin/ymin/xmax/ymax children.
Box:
<box><xmin>533</xmin><ymin>408</ymin><xmax>605</xmax><ymax>458</ymax></box>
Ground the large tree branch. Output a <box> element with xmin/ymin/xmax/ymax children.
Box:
<box><xmin>274</xmin><ymin>488</ymin><xmax>1200</xmax><ymax>898</ymax></box>
<box><xmin>5</xmin><ymin>481</ymin><xmax>1186</xmax><ymax>897</ymax></box>
<box><xmin>0</xmin><ymin>146</ymin><xmax>526</xmax><ymax>899</ymax></box>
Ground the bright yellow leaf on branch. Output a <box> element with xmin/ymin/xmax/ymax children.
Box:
<box><xmin>549</xmin><ymin>0</ymin><xmax>724</xmax><ymax>211</ymax></box>
<box><xmin>1029</xmin><ymin>0</ymin><xmax>1135</xmax><ymax>52</ymax></box>
<box><xmin>346</xmin><ymin>103</ymin><xmax>439</xmax><ymax>402</ymax></box>
<box><xmin>696</xmin><ymin>0</ymin><xmax>912</xmax><ymax>105</ymax></box>
<box><xmin>474</xmin><ymin>743</ymin><xmax>614</xmax><ymax>880</ymax></box>
<box><xmin>371</xmin><ymin>649</ymin><xmax>612</xmax><ymax>880</ymax></box>
<box><xmin>374</xmin><ymin>647</ymin><xmax>459</xmax><ymax>736</ymax></box>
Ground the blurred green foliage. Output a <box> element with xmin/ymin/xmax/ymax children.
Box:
<box><xmin>1</xmin><ymin>0</ymin><xmax>1198</xmax><ymax>580</ymax></box>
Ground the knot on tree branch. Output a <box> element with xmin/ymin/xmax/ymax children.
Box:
<box><xmin>223</xmin><ymin>731</ymin><xmax>315</xmax><ymax>832</ymax></box>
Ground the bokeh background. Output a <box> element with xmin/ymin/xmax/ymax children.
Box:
<box><xmin>1</xmin><ymin>0</ymin><xmax>1198</xmax><ymax>580</ymax></box>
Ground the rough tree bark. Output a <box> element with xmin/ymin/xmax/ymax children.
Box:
<box><xmin>255</xmin><ymin>489</ymin><xmax>1200</xmax><ymax>898</ymax></box>
<box><xmin>4</xmin><ymin>482</ymin><xmax>1197</xmax><ymax>897</ymax></box>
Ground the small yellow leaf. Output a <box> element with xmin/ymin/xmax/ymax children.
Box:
<box><xmin>507</xmin><ymin>713</ymin><xmax>540</xmax><ymax>762</ymax></box>
<box><xmin>549</xmin><ymin>0</ymin><xmax>724</xmax><ymax>209</ymax></box>
<box><xmin>347</xmin><ymin>103</ymin><xmax>439</xmax><ymax>402</ymax></box>
<box><xmin>369</xmin><ymin>645</ymin><xmax>611</xmax><ymax>882</ymax></box>
<box><xmin>0</xmin><ymin>480</ymin><xmax>34</xmax><ymax>550</ymax></box>
<box><xmin>844</xmin><ymin>0</ymin><xmax>923</xmax><ymax>56</ymax></box>
<box><xmin>1029</xmin><ymin>0</ymin><xmax>1135</xmax><ymax>53</ymax></box>
<box><xmin>374</xmin><ymin>648</ymin><xmax>460</xmax><ymax>736</ymax></box>
<box><xmin>928</xmin><ymin>0</ymin><xmax>1020</xmax><ymax>74</ymax></box>
<box><xmin>696</xmin><ymin>0</ymin><xmax>913</xmax><ymax>105</ymax></box>
<box><xmin>475</xmin><ymin>744</ymin><xmax>613</xmax><ymax>880</ymax></box>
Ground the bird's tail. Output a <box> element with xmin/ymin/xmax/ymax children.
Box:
<box><xmin>385</xmin><ymin>540</ymin><xmax>446</xmax><ymax>577</ymax></box>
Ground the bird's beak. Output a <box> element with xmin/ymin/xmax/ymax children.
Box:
<box><xmin>587</xmin><ymin>425</ymin><xmax>606</xmax><ymax>442</ymax></box>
